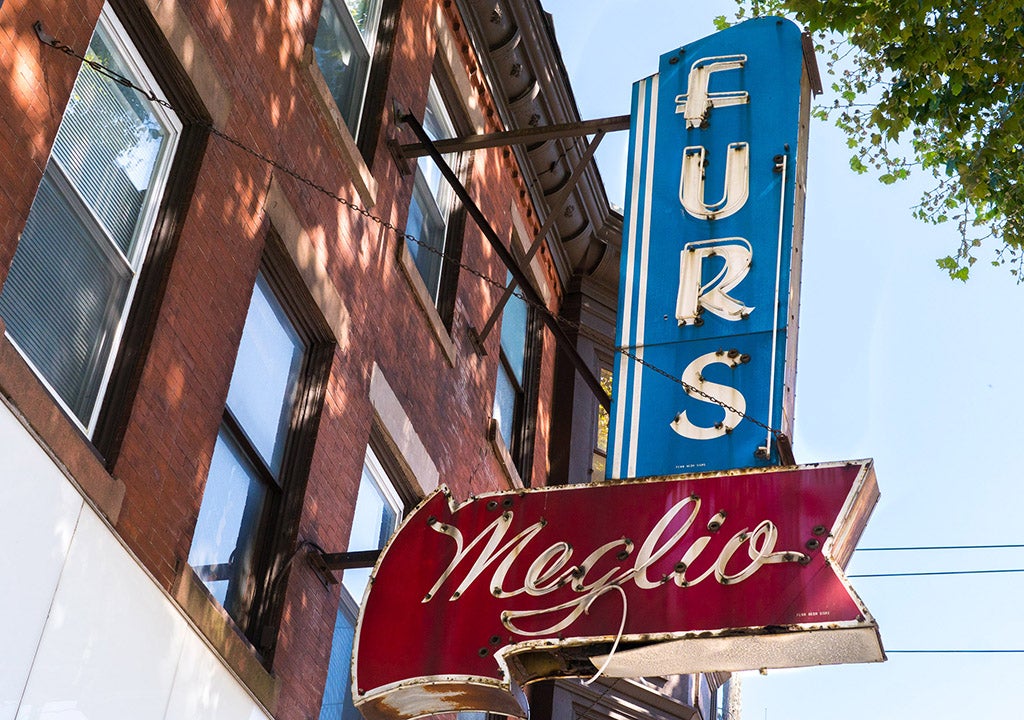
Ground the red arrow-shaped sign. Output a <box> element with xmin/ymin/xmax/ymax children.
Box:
<box><xmin>353</xmin><ymin>461</ymin><xmax>883</xmax><ymax>720</ymax></box>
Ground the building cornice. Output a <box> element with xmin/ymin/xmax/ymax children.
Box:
<box><xmin>454</xmin><ymin>0</ymin><xmax>622</xmax><ymax>303</ymax></box>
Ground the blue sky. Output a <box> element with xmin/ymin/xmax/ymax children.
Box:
<box><xmin>542</xmin><ymin>1</ymin><xmax>1024</xmax><ymax>717</ymax></box>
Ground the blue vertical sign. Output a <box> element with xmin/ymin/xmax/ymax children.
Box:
<box><xmin>609</xmin><ymin>18</ymin><xmax>811</xmax><ymax>479</ymax></box>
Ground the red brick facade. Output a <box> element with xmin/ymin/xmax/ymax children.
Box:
<box><xmin>0</xmin><ymin>0</ymin><xmax>663</xmax><ymax>717</ymax></box>
<box><xmin>0</xmin><ymin>0</ymin><xmax>595</xmax><ymax>717</ymax></box>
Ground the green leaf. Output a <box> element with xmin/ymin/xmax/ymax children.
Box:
<box><xmin>739</xmin><ymin>0</ymin><xmax>1024</xmax><ymax>280</ymax></box>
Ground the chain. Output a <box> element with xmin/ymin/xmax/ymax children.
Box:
<box><xmin>615</xmin><ymin>347</ymin><xmax>783</xmax><ymax>440</ymax></box>
<box><xmin>35</xmin><ymin>24</ymin><xmax>786</xmax><ymax>443</ymax></box>
<box><xmin>34</xmin><ymin>23</ymin><xmax>509</xmax><ymax>295</ymax></box>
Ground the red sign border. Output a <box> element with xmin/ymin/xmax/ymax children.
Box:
<box><xmin>352</xmin><ymin>460</ymin><xmax>883</xmax><ymax>720</ymax></box>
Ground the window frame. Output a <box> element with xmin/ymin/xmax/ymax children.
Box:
<box><xmin>313</xmin><ymin>0</ymin><xmax>402</xmax><ymax>164</ymax></box>
<box><xmin>320</xmin><ymin>443</ymin><xmax>406</xmax><ymax>720</ymax></box>
<box><xmin>0</xmin><ymin>3</ymin><xmax>183</xmax><ymax>439</ymax></box>
<box><xmin>492</xmin><ymin>271</ymin><xmax>541</xmax><ymax>485</ymax></box>
<box><xmin>313</xmin><ymin>0</ymin><xmax>384</xmax><ymax>137</ymax></box>
<box><xmin>403</xmin><ymin>63</ymin><xmax>470</xmax><ymax>329</ymax></box>
<box><xmin>189</xmin><ymin>233</ymin><xmax>334</xmax><ymax>661</ymax></box>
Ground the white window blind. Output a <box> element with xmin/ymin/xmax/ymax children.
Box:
<box><xmin>0</xmin><ymin>6</ymin><xmax>180</xmax><ymax>431</ymax></box>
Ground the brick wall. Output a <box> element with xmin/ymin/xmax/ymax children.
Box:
<box><xmin>0</xmin><ymin>0</ymin><xmax>567</xmax><ymax>717</ymax></box>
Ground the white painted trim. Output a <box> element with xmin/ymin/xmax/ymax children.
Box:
<box><xmin>0</xmin><ymin>398</ymin><xmax>274</xmax><ymax>717</ymax></box>
<box><xmin>611</xmin><ymin>77</ymin><xmax>649</xmax><ymax>480</ymax></box>
<box><xmin>627</xmin><ymin>73</ymin><xmax>659</xmax><ymax>479</ymax></box>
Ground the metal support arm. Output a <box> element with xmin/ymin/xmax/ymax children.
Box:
<box><xmin>398</xmin><ymin>109</ymin><xmax>611</xmax><ymax>412</ymax></box>
<box><xmin>307</xmin><ymin>548</ymin><xmax>382</xmax><ymax>586</ymax></box>
<box><xmin>474</xmin><ymin>129</ymin><xmax>607</xmax><ymax>347</ymax></box>
<box><xmin>395</xmin><ymin>114</ymin><xmax>630</xmax><ymax>159</ymax></box>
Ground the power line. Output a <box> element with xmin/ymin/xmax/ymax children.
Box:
<box><xmin>858</xmin><ymin>544</ymin><xmax>1024</xmax><ymax>552</ymax></box>
<box><xmin>849</xmin><ymin>568</ymin><xmax>1024</xmax><ymax>578</ymax></box>
<box><xmin>887</xmin><ymin>649</ymin><xmax>1024</xmax><ymax>654</ymax></box>
<box><xmin>36</xmin><ymin>25</ymin><xmax>789</xmax><ymax>441</ymax></box>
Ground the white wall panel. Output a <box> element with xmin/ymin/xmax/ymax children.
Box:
<box><xmin>164</xmin><ymin>631</ymin><xmax>271</xmax><ymax>720</ymax></box>
<box><xmin>0</xmin><ymin>403</ymin><xmax>84</xmax><ymax>720</ymax></box>
<box><xmin>15</xmin><ymin>509</ymin><xmax>187</xmax><ymax>720</ymax></box>
<box><xmin>1</xmin><ymin>403</ymin><xmax>269</xmax><ymax>719</ymax></box>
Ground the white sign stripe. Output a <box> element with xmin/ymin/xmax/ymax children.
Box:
<box><xmin>612</xmin><ymin>77</ymin><xmax>649</xmax><ymax>480</ymax></box>
<box><xmin>627</xmin><ymin>73</ymin><xmax>659</xmax><ymax>479</ymax></box>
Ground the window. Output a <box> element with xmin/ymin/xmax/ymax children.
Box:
<box><xmin>188</xmin><ymin>266</ymin><xmax>329</xmax><ymax>649</ymax></box>
<box><xmin>0</xmin><ymin>5</ymin><xmax>180</xmax><ymax>433</ymax></box>
<box><xmin>405</xmin><ymin>76</ymin><xmax>461</xmax><ymax>309</ymax></box>
<box><xmin>320</xmin><ymin>446</ymin><xmax>403</xmax><ymax>720</ymax></box>
<box><xmin>492</xmin><ymin>273</ymin><xmax>539</xmax><ymax>483</ymax></box>
<box><xmin>714</xmin><ymin>678</ymin><xmax>732</xmax><ymax>720</ymax></box>
<box><xmin>592</xmin><ymin>368</ymin><xmax>613</xmax><ymax>482</ymax></box>
<box><xmin>314</xmin><ymin>0</ymin><xmax>385</xmax><ymax>137</ymax></box>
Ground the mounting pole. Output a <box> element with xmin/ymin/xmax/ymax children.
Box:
<box><xmin>474</xmin><ymin>129</ymin><xmax>607</xmax><ymax>348</ymax></box>
<box><xmin>398</xmin><ymin>108</ymin><xmax>611</xmax><ymax>411</ymax></box>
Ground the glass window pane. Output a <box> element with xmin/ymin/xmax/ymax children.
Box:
<box><xmin>320</xmin><ymin>600</ymin><xmax>361</xmax><ymax>720</ymax></box>
<box><xmin>406</xmin><ymin>175</ymin><xmax>446</xmax><ymax>299</ymax></box>
<box><xmin>499</xmin><ymin>288</ymin><xmax>528</xmax><ymax>385</ymax></box>
<box><xmin>226</xmin><ymin>272</ymin><xmax>304</xmax><ymax>477</ymax></box>
<box><xmin>315</xmin><ymin>0</ymin><xmax>373</xmax><ymax>132</ymax></box>
<box><xmin>405</xmin><ymin>77</ymin><xmax>459</xmax><ymax>306</ymax></box>
<box><xmin>343</xmin><ymin>458</ymin><xmax>399</xmax><ymax>601</ymax></box>
<box><xmin>0</xmin><ymin>9</ymin><xmax>178</xmax><ymax>433</ymax></box>
<box><xmin>345</xmin><ymin>0</ymin><xmax>382</xmax><ymax>39</ymax></box>
<box><xmin>596</xmin><ymin>368</ymin><xmax>612</xmax><ymax>453</ymax></box>
<box><xmin>188</xmin><ymin>428</ymin><xmax>268</xmax><ymax>622</ymax></box>
<box><xmin>0</xmin><ymin>171</ymin><xmax>131</xmax><ymax>425</ymax></box>
<box><xmin>52</xmin><ymin>22</ymin><xmax>171</xmax><ymax>261</ymax></box>
<box><xmin>416</xmin><ymin>79</ymin><xmax>456</xmax><ymax>206</ymax></box>
<box><xmin>323</xmin><ymin>447</ymin><xmax>400</xmax><ymax>718</ymax></box>
<box><xmin>493</xmin><ymin>364</ymin><xmax>516</xmax><ymax>450</ymax></box>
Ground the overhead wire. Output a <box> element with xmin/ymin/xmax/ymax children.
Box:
<box><xmin>857</xmin><ymin>543</ymin><xmax>1024</xmax><ymax>552</ymax></box>
<box><xmin>35</xmin><ymin>26</ymin><xmax>1024</xmax><ymax>576</ymax></box>
<box><xmin>852</xmin><ymin>543</ymin><xmax>1024</xmax><ymax>577</ymax></box>
<box><xmin>36</xmin><ymin>25</ymin><xmax>786</xmax><ymax>442</ymax></box>
<box><xmin>35</xmin><ymin>11</ymin><xmax>1024</xmax><ymax>679</ymax></box>
<box><xmin>850</xmin><ymin>568</ymin><xmax>1024</xmax><ymax>579</ymax></box>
